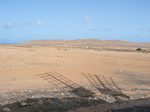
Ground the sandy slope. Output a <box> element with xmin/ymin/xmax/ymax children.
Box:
<box><xmin>0</xmin><ymin>45</ymin><xmax>150</xmax><ymax>97</ymax></box>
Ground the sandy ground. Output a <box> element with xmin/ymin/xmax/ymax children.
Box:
<box><xmin>0</xmin><ymin>45</ymin><xmax>150</xmax><ymax>97</ymax></box>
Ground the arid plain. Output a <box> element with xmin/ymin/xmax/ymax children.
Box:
<box><xmin>0</xmin><ymin>40</ymin><xmax>150</xmax><ymax>97</ymax></box>
<box><xmin>0</xmin><ymin>39</ymin><xmax>150</xmax><ymax>111</ymax></box>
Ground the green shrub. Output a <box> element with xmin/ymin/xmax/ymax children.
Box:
<box><xmin>136</xmin><ymin>48</ymin><xmax>142</xmax><ymax>51</ymax></box>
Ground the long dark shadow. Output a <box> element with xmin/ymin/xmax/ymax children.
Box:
<box><xmin>37</xmin><ymin>72</ymin><xmax>95</xmax><ymax>98</ymax></box>
<box><xmin>83</xmin><ymin>73</ymin><xmax>129</xmax><ymax>100</ymax></box>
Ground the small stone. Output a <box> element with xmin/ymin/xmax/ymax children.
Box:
<box><xmin>116</xmin><ymin>96</ymin><xmax>122</xmax><ymax>100</ymax></box>
<box><xmin>105</xmin><ymin>96</ymin><xmax>110</xmax><ymax>100</ymax></box>
<box><xmin>60</xmin><ymin>93</ymin><xmax>65</xmax><ymax>96</ymax></box>
<box><xmin>38</xmin><ymin>100</ymin><xmax>44</xmax><ymax>105</ymax></box>
<box><xmin>130</xmin><ymin>96</ymin><xmax>134</xmax><ymax>99</ymax></box>
<box><xmin>94</xmin><ymin>97</ymin><xmax>99</xmax><ymax>100</ymax></box>
<box><xmin>32</xmin><ymin>96</ymin><xmax>35</xmax><ymax>98</ymax></box>
<box><xmin>3</xmin><ymin>107</ymin><xmax>11</xmax><ymax>112</ymax></box>
<box><xmin>20</xmin><ymin>102</ymin><xmax>27</xmax><ymax>107</ymax></box>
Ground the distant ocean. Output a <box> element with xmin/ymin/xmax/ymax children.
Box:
<box><xmin>0</xmin><ymin>42</ymin><xmax>18</xmax><ymax>44</ymax></box>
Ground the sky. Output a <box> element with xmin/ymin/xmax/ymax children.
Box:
<box><xmin>0</xmin><ymin>0</ymin><xmax>150</xmax><ymax>44</ymax></box>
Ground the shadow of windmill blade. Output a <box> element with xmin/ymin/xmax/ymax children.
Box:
<box><xmin>37</xmin><ymin>72</ymin><xmax>95</xmax><ymax>97</ymax></box>
<box><xmin>95</xmin><ymin>75</ymin><xmax>129</xmax><ymax>99</ymax></box>
<box><xmin>82</xmin><ymin>73</ymin><xmax>102</xmax><ymax>89</ymax></box>
<box><xmin>37</xmin><ymin>73</ymin><xmax>67</xmax><ymax>88</ymax></box>
<box><xmin>83</xmin><ymin>73</ymin><xmax>129</xmax><ymax>100</ymax></box>
<box><xmin>106</xmin><ymin>76</ymin><xmax>129</xmax><ymax>98</ymax></box>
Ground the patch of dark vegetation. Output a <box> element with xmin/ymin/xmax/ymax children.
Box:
<box><xmin>136</xmin><ymin>48</ymin><xmax>143</xmax><ymax>51</ymax></box>
<box><xmin>105</xmin><ymin>48</ymin><xmax>150</xmax><ymax>53</ymax></box>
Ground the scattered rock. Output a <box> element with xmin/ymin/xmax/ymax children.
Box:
<box><xmin>105</xmin><ymin>96</ymin><xmax>110</xmax><ymax>100</ymax></box>
<box><xmin>3</xmin><ymin>107</ymin><xmax>11</xmax><ymax>112</ymax></box>
<box><xmin>1</xmin><ymin>87</ymin><xmax>150</xmax><ymax>112</ymax></box>
<box><xmin>31</xmin><ymin>96</ymin><xmax>35</xmax><ymax>98</ymax></box>
<box><xmin>116</xmin><ymin>96</ymin><xmax>123</xmax><ymax>100</ymax></box>
<box><xmin>20</xmin><ymin>102</ymin><xmax>27</xmax><ymax>107</ymax></box>
<box><xmin>130</xmin><ymin>96</ymin><xmax>134</xmax><ymax>100</ymax></box>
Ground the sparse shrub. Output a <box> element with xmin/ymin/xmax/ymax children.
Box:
<box><xmin>136</xmin><ymin>48</ymin><xmax>142</xmax><ymax>51</ymax></box>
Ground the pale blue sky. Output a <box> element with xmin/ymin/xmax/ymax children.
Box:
<box><xmin>0</xmin><ymin>0</ymin><xmax>150</xmax><ymax>44</ymax></box>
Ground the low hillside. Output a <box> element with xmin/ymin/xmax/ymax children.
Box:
<box><xmin>19</xmin><ymin>39</ymin><xmax>150</xmax><ymax>48</ymax></box>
